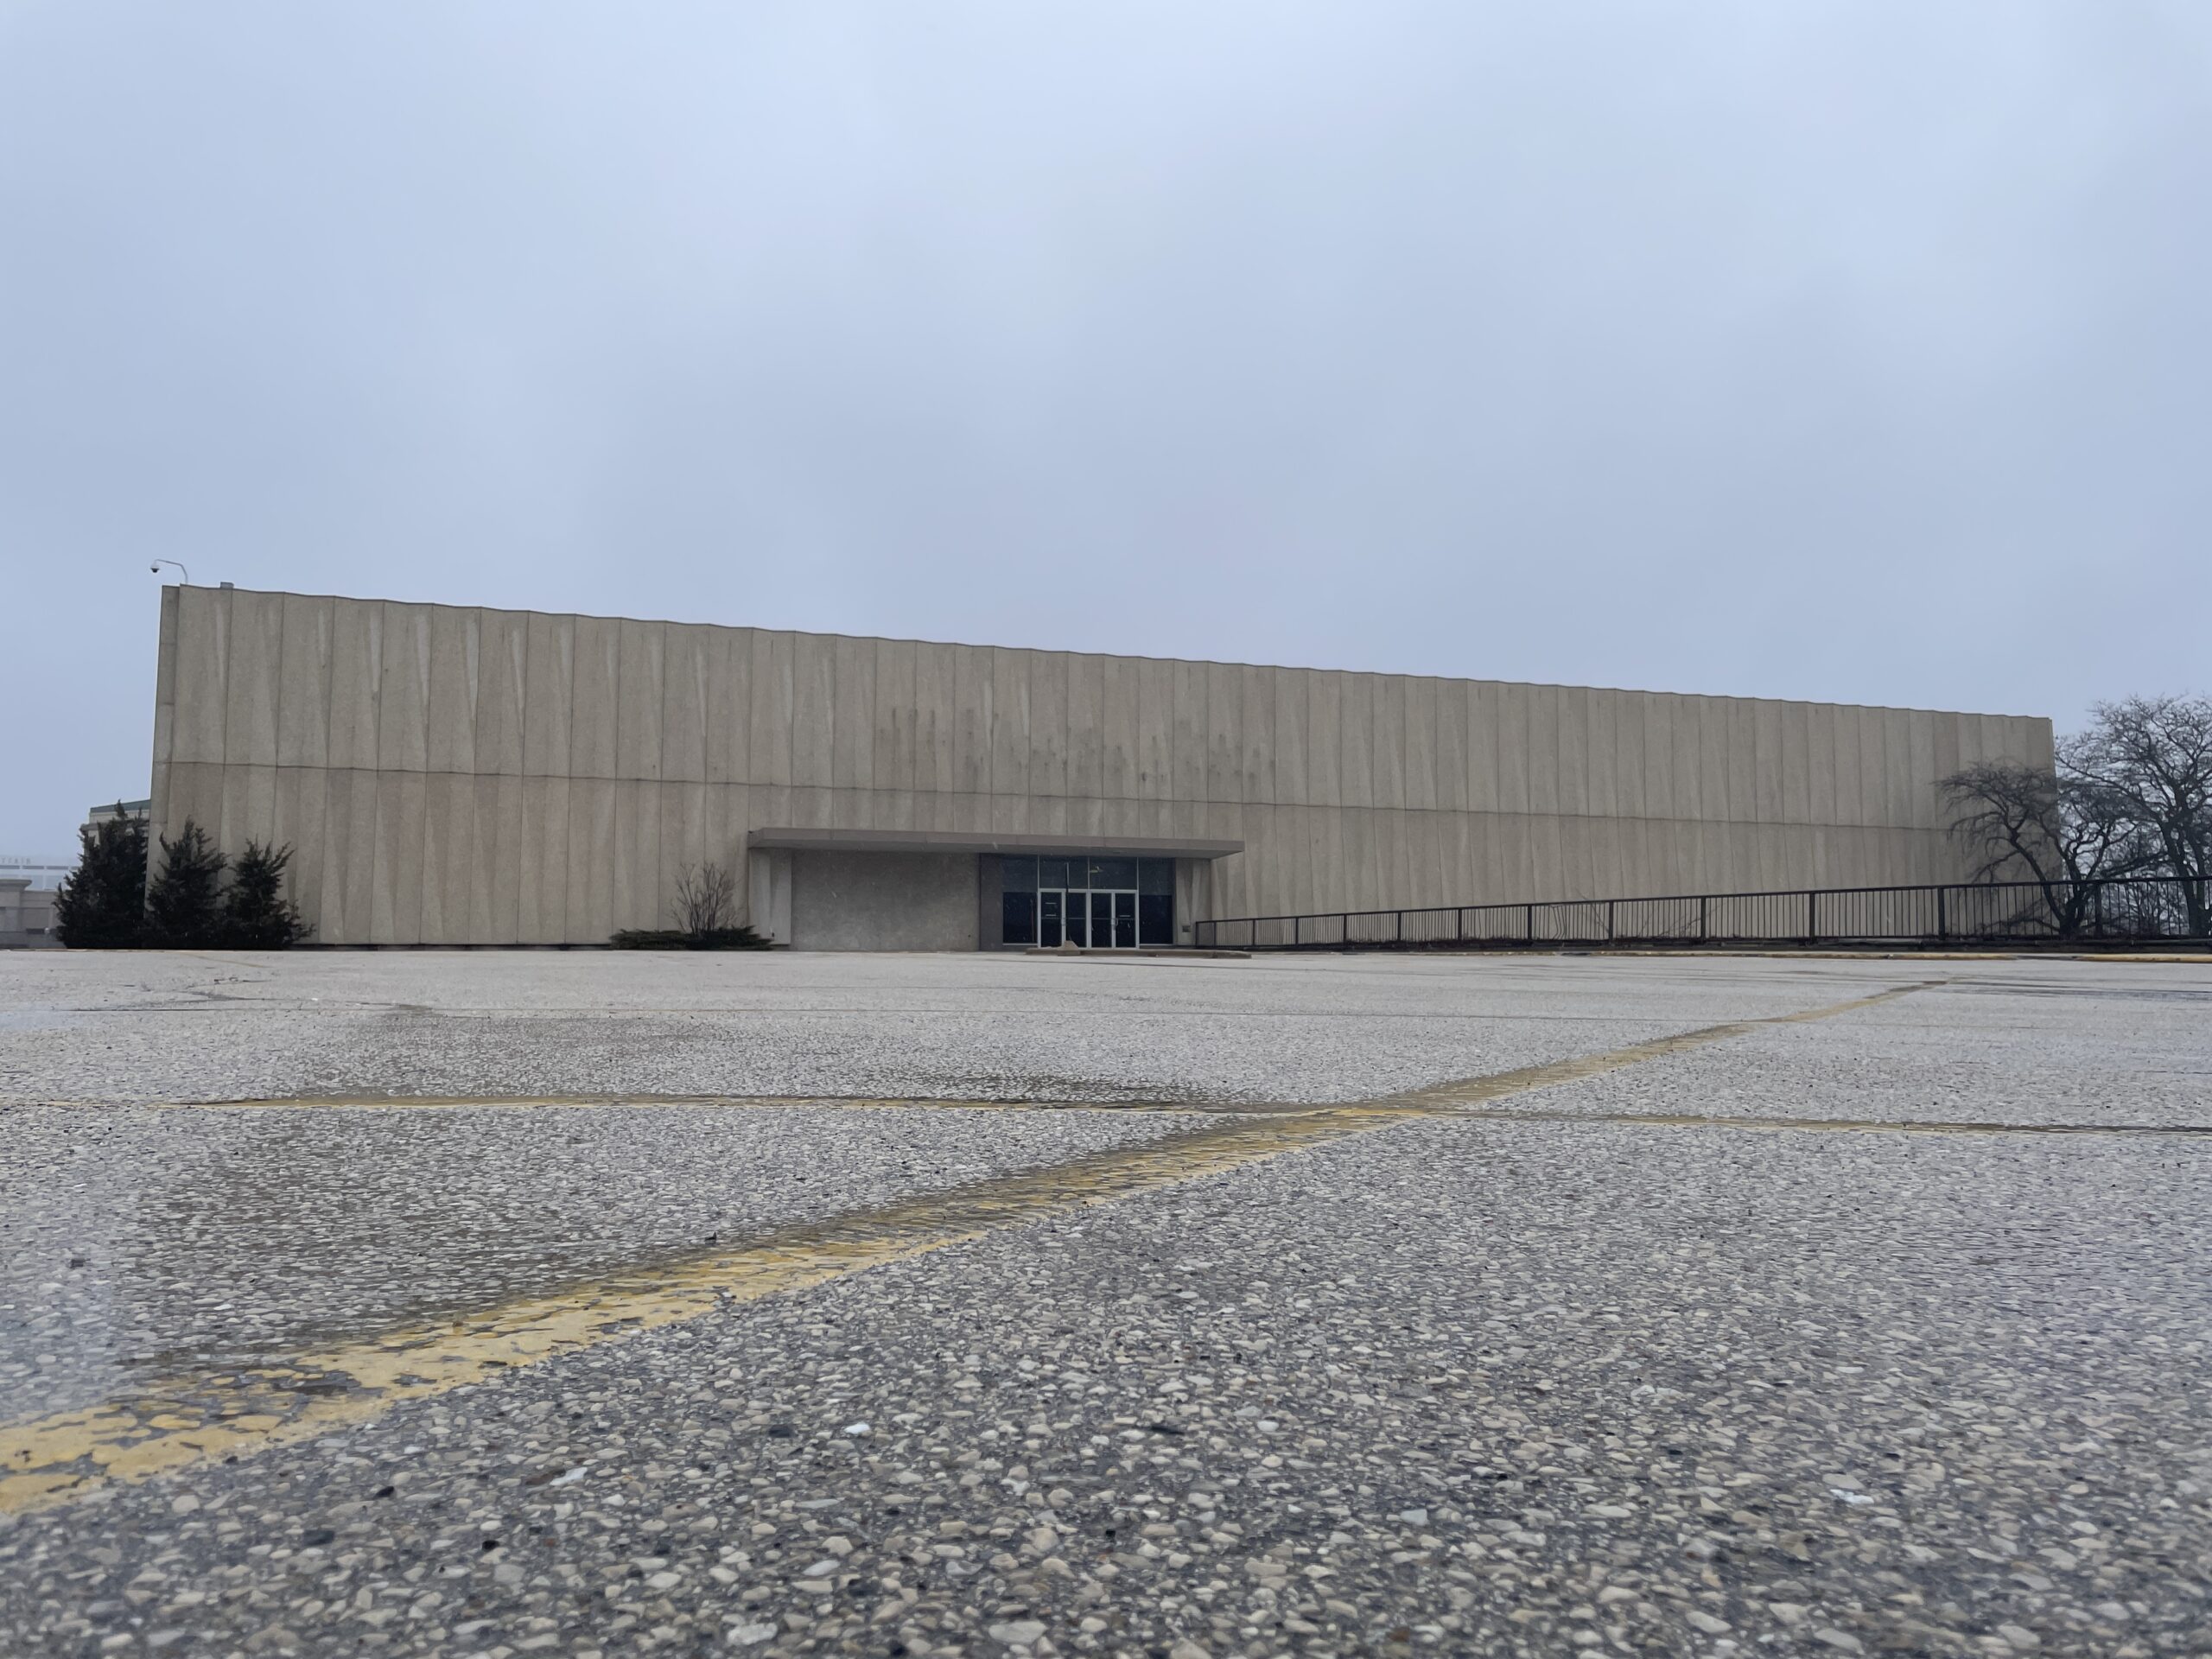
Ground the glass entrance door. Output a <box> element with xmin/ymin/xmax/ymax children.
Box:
<box><xmin>1036</xmin><ymin>887</ymin><xmax>1137</xmax><ymax>948</ymax></box>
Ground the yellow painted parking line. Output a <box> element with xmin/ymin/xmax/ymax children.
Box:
<box><xmin>0</xmin><ymin>981</ymin><xmax>1937</xmax><ymax>1517</ymax></box>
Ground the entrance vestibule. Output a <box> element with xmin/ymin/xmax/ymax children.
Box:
<box><xmin>998</xmin><ymin>855</ymin><xmax>1174</xmax><ymax>949</ymax></box>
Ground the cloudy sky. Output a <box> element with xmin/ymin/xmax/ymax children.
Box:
<box><xmin>3</xmin><ymin>3</ymin><xmax>2206</xmax><ymax>858</ymax></box>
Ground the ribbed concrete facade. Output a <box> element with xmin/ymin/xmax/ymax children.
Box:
<box><xmin>146</xmin><ymin>586</ymin><xmax>2054</xmax><ymax>946</ymax></box>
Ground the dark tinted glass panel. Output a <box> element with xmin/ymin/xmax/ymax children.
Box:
<box><xmin>1138</xmin><ymin>893</ymin><xmax>1173</xmax><ymax>946</ymax></box>
<box><xmin>1065</xmin><ymin>901</ymin><xmax>1087</xmax><ymax>948</ymax></box>
<box><xmin>1001</xmin><ymin>891</ymin><xmax>1036</xmax><ymax>945</ymax></box>
<box><xmin>1039</xmin><ymin>890</ymin><xmax>1064</xmax><ymax>948</ymax></box>
<box><xmin>1088</xmin><ymin>857</ymin><xmax>1136</xmax><ymax>889</ymax></box>
<box><xmin>1040</xmin><ymin>858</ymin><xmax>1075</xmax><ymax>890</ymax></box>
<box><xmin>1001</xmin><ymin>856</ymin><xmax>1038</xmax><ymax>893</ymax></box>
<box><xmin>1113</xmin><ymin>891</ymin><xmax>1136</xmax><ymax>948</ymax></box>
<box><xmin>1137</xmin><ymin>858</ymin><xmax>1173</xmax><ymax>895</ymax></box>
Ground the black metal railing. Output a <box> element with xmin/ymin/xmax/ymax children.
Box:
<box><xmin>1193</xmin><ymin>876</ymin><xmax>2211</xmax><ymax>952</ymax></box>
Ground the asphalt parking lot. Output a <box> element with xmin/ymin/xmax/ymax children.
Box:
<box><xmin>2</xmin><ymin>949</ymin><xmax>2208</xmax><ymax>1659</ymax></box>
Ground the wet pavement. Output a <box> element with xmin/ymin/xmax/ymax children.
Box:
<box><xmin>1</xmin><ymin>950</ymin><xmax>2208</xmax><ymax>1658</ymax></box>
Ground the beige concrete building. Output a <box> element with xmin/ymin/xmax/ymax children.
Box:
<box><xmin>146</xmin><ymin>585</ymin><xmax>2052</xmax><ymax>950</ymax></box>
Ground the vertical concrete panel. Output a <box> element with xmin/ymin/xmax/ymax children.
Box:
<box><xmin>149</xmin><ymin>589</ymin><xmax>181</xmax><ymax>836</ymax></box>
<box><xmin>377</xmin><ymin>603</ymin><xmax>431</xmax><ymax>773</ymax></box>
<box><xmin>1306</xmin><ymin>796</ymin><xmax>1344</xmax><ymax>917</ymax></box>
<box><xmin>219</xmin><ymin>763</ymin><xmax>278</xmax><ymax>857</ymax></box>
<box><xmin>171</xmin><ymin>583</ymin><xmax>232</xmax><ymax>765</ymax></box>
<box><xmin>1204</xmin><ymin>661</ymin><xmax>1240</xmax><ymax>804</ymax></box>
<box><xmin>1780</xmin><ymin>702</ymin><xmax>1812</xmax><ymax>824</ymax></box>
<box><xmin>1806</xmin><ymin>703</ymin><xmax>1838</xmax><ymax>825</ymax></box>
<box><xmin>518</xmin><ymin>775</ymin><xmax>570</xmax><ymax>944</ymax></box>
<box><xmin>1338</xmin><ymin>674</ymin><xmax>1375</xmax><ymax>808</ymax></box>
<box><xmin>950</xmin><ymin>645</ymin><xmax>992</xmax><ymax>797</ymax></box>
<box><xmin>1402</xmin><ymin>677</ymin><xmax>1437</xmax><ymax>811</ymax></box>
<box><xmin>1525</xmin><ymin>685</ymin><xmax>1560</xmax><ymax>817</ymax></box>
<box><xmin>331</xmin><ymin>770</ymin><xmax>374</xmax><ymax>941</ymax></box>
<box><xmin>1066</xmin><ymin>652</ymin><xmax>1104</xmax><ymax>804</ymax></box>
<box><xmin>371</xmin><ymin>769</ymin><xmax>427</xmax><ymax>944</ymax></box>
<box><xmin>1131</xmin><ymin>656</ymin><xmax>1173</xmax><ymax>802</ymax></box>
<box><xmin>875</xmin><ymin>636</ymin><xmax>918</xmax><ymax>794</ymax></box>
<box><xmin>1273</xmin><ymin>668</ymin><xmax>1309</xmax><ymax>805</ymax></box>
<box><xmin>275</xmin><ymin>594</ymin><xmax>334</xmax><ymax>770</ymax></box>
<box><xmin>1239</xmin><ymin>664</ymin><xmax>1274</xmax><ymax>806</ymax></box>
<box><xmin>1635</xmin><ymin>693</ymin><xmax>1669</xmax><ymax>821</ymax></box>
<box><xmin>1662</xmin><ymin>695</ymin><xmax>1698</xmax><ymax>823</ymax></box>
<box><xmin>1306</xmin><ymin>671</ymin><xmax>1342</xmax><ymax>808</ymax></box>
<box><xmin>913</xmin><ymin>641</ymin><xmax>957</xmax><ymax>797</ymax></box>
<box><xmin>468</xmin><ymin>773</ymin><xmax>524</xmax><ymax>944</ymax></box>
<box><xmin>171</xmin><ymin>586</ymin><xmax>231</xmax><ymax>766</ymax></box>
<box><xmin>1466</xmin><ymin>683</ymin><xmax>1503</xmax><ymax>814</ymax></box>
<box><xmin>1529</xmin><ymin>810</ymin><xmax>1565</xmax><ymax>899</ymax></box>
<box><xmin>1369</xmin><ymin>675</ymin><xmax>1406</xmax><ymax>810</ymax></box>
<box><xmin>1906</xmin><ymin>711</ymin><xmax>1939</xmax><ymax>830</ymax></box>
<box><xmin>1584</xmin><ymin>689</ymin><xmax>1616</xmax><ymax>820</ymax></box>
<box><xmin>1724</xmin><ymin>700</ymin><xmax>1758</xmax><ymax>823</ymax></box>
<box><xmin>424</xmin><ymin>606</ymin><xmax>479</xmax><ymax>777</ymax></box>
<box><xmin>989</xmin><ymin>648</ymin><xmax>1032</xmax><ymax>798</ymax></box>
<box><xmin>1695</xmin><ymin>697</ymin><xmax>1728</xmax><ymax>826</ymax></box>
<box><xmin>569</xmin><ymin>613</ymin><xmax>620</xmax><ymax>780</ymax></box>
<box><xmin>566</xmin><ymin>778</ymin><xmax>616</xmax><ymax>944</ymax></box>
<box><xmin>270</xmin><ymin>766</ymin><xmax>327</xmax><ymax>941</ymax></box>
<box><xmin>615</xmin><ymin>619</ymin><xmax>665</xmax><ymax>783</ymax></box>
<box><xmin>749</xmin><ymin>632</ymin><xmax>795</xmax><ymax>788</ymax></box>
<box><xmin>474</xmin><ymin>607</ymin><xmax>528</xmax><ymax>777</ymax></box>
<box><xmin>1556</xmin><ymin>686</ymin><xmax>1590</xmax><ymax>817</ymax></box>
<box><xmin>1100</xmin><ymin>655</ymin><xmax>1139</xmax><ymax>800</ymax></box>
<box><xmin>1827</xmin><ymin>706</ymin><xmax>1861</xmax><ymax>829</ymax></box>
<box><xmin>521</xmin><ymin>612</ymin><xmax>575</xmax><ymax>779</ymax></box>
<box><xmin>613</xmin><ymin>781</ymin><xmax>665</xmax><ymax>931</ymax></box>
<box><xmin>1171</xmin><ymin>659</ymin><xmax>1208</xmax><ymax>804</ymax></box>
<box><xmin>1930</xmin><ymin>711</ymin><xmax>1962</xmax><ymax>810</ymax></box>
<box><xmin>830</xmin><ymin>633</ymin><xmax>876</xmax><ymax>793</ymax></box>
<box><xmin>220</xmin><ymin>589</ymin><xmax>283</xmax><ymax>769</ymax></box>
<box><xmin>327</xmin><ymin>598</ymin><xmax>382</xmax><ymax>772</ymax></box>
<box><xmin>1434</xmin><ymin>677</ymin><xmax>1468</xmax><ymax>813</ymax></box>
<box><xmin>1614</xmin><ymin>693</ymin><xmax>1648</xmax><ymax>821</ymax></box>
<box><xmin>420</xmin><ymin>771</ymin><xmax>474</xmax><ymax>944</ymax></box>
<box><xmin>1752</xmin><ymin>700</ymin><xmax>1786</xmax><ymax>823</ymax></box>
<box><xmin>1407</xmin><ymin>806</ymin><xmax>1445</xmax><ymax>906</ymax></box>
<box><xmin>661</xmin><ymin>624</ymin><xmax>712</xmax><ymax>785</ymax></box>
<box><xmin>1027</xmin><ymin>649</ymin><xmax>1068</xmax><ymax>799</ymax></box>
<box><xmin>706</xmin><ymin>626</ymin><xmax>753</xmax><ymax>785</ymax></box>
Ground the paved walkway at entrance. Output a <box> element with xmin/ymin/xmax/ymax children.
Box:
<box><xmin>2</xmin><ymin>952</ymin><xmax>2207</xmax><ymax>1657</ymax></box>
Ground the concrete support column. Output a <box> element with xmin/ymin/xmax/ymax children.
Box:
<box><xmin>1173</xmin><ymin>857</ymin><xmax>1212</xmax><ymax>946</ymax></box>
<box><xmin>747</xmin><ymin>849</ymin><xmax>792</xmax><ymax>946</ymax></box>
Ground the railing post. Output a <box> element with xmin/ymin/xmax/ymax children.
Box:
<box><xmin>1807</xmin><ymin>889</ymin><xmax>1817</xmax><ymax>944</ymax></box>
<box><xmin>1936</xmin><ymin>887</ymin><xmax>1947</xmax><ymax>941</ymax></box>
<box><xmin>1698</xmin><ymin>895</ymin><xmax>1707</xmax><ymax>943</ymax></box>
<box><xmin>1606</xmin><ymin>899</ymin><xmax>1615</xmax><ymax>942</ymax></box>
<box><xmin>1525</xmin><ymin>903</ymin><xmax>1535</xmax><ymax>944</ymax></box>
<box><xmin>1293</xmin><ymin>915</ymin><xmax>1300</xmax><ymax>948</ymax></box>
<box><xmin>1395</xmin><ymin>910</ymin><xmax>1403</xmax><ymax>946</ymax></box>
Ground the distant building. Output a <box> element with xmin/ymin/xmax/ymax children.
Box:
<box><xmin>86</xmin><ymin>799</ymin><xmax>152</xmax><ymax>828</ymax></box>
<box><xmin>0</xmin><ymin>854</ymin><xmax>77</xmax><ymax>889</ymax></box>
<box><xmin>0</xmin><ymin>879</ymin><xmax>59</xmax><ymax>947</ymax></box>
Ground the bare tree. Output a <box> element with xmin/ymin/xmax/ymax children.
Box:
<box><xmin>2071</xmin><ymin>695</ymin><xmax>2212</xmax><ymax>935</ymax></box>
<box><xmin>674</xmin><ymin>861</ymin><xmax>737</xmax><ymax>937</ymax></box>
<box><xmin>1941</xmin><ymin>747</ymin><xmax>2146</xmax><ymax>934</ymax></box>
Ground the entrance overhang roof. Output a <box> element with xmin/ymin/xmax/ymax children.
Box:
<box><xmin>745</xmin><ymin>828</ymin><xmax>1243</xmax><ymax>860</ymax></box>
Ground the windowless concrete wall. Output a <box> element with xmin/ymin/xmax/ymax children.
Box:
<box><xmin>146</xmin><ymin>586</ymin><xmax>2055</xmax><ymax>945</ymax></box>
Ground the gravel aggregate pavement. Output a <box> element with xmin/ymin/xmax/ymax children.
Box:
<box><xmin>1</xmin><ymin>950</ymin><xmax>2207</xmax><ymax>1659</ymax></box>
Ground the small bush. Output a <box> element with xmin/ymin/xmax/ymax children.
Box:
<box><xmin>221</xmin><ymin>840</ymin><xmax>313</xmax><ymax>947</ymax></box>
<box><xmin>609</xmin><ymin>925</ymin><xmax>772</xmax><ymax>950</ymax></box>
<box><xmin>145</xmin><ymin>822</ymin><xmax>227</xmax><ymax>947</ymax></box>
<box><xmin>54</xmin><ymin>810</ymin><xmax>149</xmax><ymax>948</ymax></box>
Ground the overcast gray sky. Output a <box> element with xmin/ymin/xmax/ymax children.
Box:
<box><xmin>3</xmin><ymin>2</ymin><xmax>2207</xmax><ymax>858</ymax></box>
